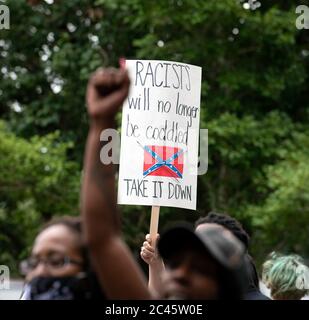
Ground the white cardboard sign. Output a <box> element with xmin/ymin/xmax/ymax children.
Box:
<box><xmin>118</xmin><ymin>60</ymin><xmax>202</xmax><ymax>210</ymax></box>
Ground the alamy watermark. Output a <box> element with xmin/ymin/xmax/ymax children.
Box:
<box><xmin>0</xmin><ymin>265</ymin><xmax>10</xmax><ymax>290</ymax></box>
<box><xmin>296</xmin><ymin>5</ymin><xmax>309</xmax><ymax>30</ymax></box>
<box><xmin>99</xmin><ymin>128</ymin><xmax>208</xmax><ymax>176</ymax></box>
<box><xmin>0</xmin><ymin>1</ymin><xmax>10</xmax><ymax>30</ymax></box>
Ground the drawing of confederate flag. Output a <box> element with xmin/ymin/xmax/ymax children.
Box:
<box><xmin>143</xmin><ymin>145</ymin><xmax>184</xmax><ymax>179</ymax></box>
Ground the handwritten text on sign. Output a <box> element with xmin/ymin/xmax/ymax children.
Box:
<box><xmin>118</xmin><ymin>60</ymin><xmax>202</xmax><ymax>210</ymax></box>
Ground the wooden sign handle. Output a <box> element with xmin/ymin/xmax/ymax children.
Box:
<box><xmin>150</xmin><ymin>206</ymin><xmax>160</xmax><ymax>246</ymax></box>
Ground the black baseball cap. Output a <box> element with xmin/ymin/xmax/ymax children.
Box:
<box><xmin>158</xmin><ymin>223</ymin><xmax>245</xmax><ymax>271</ymax></box>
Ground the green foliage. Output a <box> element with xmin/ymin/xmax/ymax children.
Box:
<box><xmin>202</xmin><ymin>111</ymin><xmax>295</xmax><ymax>210</ymax></box>
<box><xmin>0</xmin><ymin>121</ymin><xmax>80</xmax><ymax>273</ymax></box>
<box><xmin>0</xmin><ymin>0</ymin><xmax>308</xmax><ymax>269</ymax></box>
<box><xmin>249</xmin><ymin>131</ymin><xmax>309</xmax><ymax>263</ymax></box>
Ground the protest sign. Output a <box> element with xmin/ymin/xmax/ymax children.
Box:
<box><xmin>118</xmin><ymin>60</ymin><xmax>202</xmax><ymax>211</ymax></box>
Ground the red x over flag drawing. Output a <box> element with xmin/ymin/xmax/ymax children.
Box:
<box><xmin>143</xmin><ymin>145</ymin><xmax>184</xmax><ymax>179</ymax></box>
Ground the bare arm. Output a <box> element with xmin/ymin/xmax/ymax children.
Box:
<box><xmin>81</xmin><ymin>68</ymin><xmax>151</xmax><ymax>299</ymax></box>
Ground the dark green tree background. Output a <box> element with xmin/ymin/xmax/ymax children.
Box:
<box><xmin>0</xmin><ymin>0</ymin><xmax>308</xmax><ymax>273</ymax></box>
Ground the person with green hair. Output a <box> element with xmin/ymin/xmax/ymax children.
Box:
<box><xmin>262</xmin><ymin>252</ymin><xmax>309</xmax><ymax>300</ymax></box>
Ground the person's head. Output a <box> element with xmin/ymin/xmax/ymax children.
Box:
<box><xmin>195</xmin><ymin>212</ymin><xmax>250</xmax><ymax>250</ymax></box>
<box><xmin>22</xmin><ymin>216</ymin><xmax>87</xmax><ymax>282</ymax></box>
<box><xmin>20</xmin><ymin>216</ymin><xmax>104</xmax><ymax>300</ymax></box>
<box><xmin>158</xmin><ymin>223</ymin><xmax>246</xmax><ymax>300</ymax></box>
<box><xmin>262</xmin><ymin>252</ymin><xmax>309</xmax><ymax>300</ymax></box>
<box><xmin>195</xmin><ymin>212</ymin><xmax>260</xmax><ymax>290</ymax></box>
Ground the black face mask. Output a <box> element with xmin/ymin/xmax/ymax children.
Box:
<box><xmin>23</xmin><ymin>273</ymin><xmax>105</xmax><ymax>300</ymax></box>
